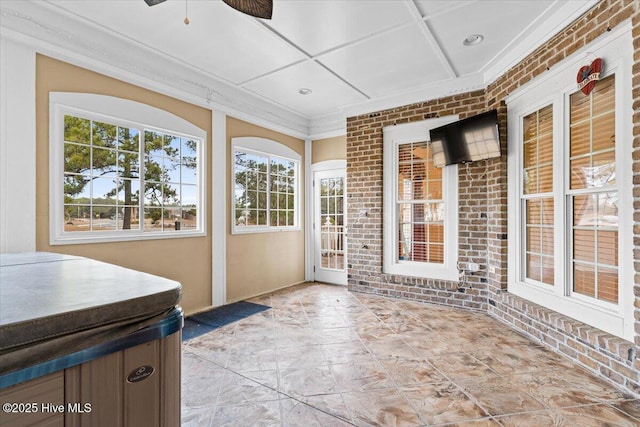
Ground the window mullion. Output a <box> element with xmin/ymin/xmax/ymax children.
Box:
<box><xmin>115</xmin><ymin>127</ymin><xmax>120</xmax><ymax>228</ymax></box>
<box><xmin>267</xmin><ymin>156</ymin><xmax>271</xmax><ymax>228</ymax></box>
<box><xmin>89</xmin><ymin>119</ymin><xmax>94</xmax><ymax>232</ymax></box>
<box><xmin>564</xmin><ymin>193</ymin><xmax>571</xmax><ymax>298</ymax></box>
<box><xmin>139</xmin><ymin>128</ymin><xmax>146</xmax><ymax>232</ymax></box>
<box><xmin>594</xmin><ymin>201</ymin><xmax>600</xmax><ymax>299</ymax></box>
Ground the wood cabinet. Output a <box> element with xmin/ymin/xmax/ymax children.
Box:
<box><xmin>0</xmin><ymin>332</ymin><xmax>180</xmax><ymax>427</ymax></box>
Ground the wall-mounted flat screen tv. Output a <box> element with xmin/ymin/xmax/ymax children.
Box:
<box><xmin>429</xmin><ymin>110</ymin><xmax>501</xmax><ymax>168</ymax></box>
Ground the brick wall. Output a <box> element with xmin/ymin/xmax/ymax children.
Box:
<box><xmin>346</xmin><ymin>0</ymin><xmax>640</xmax><ymax>396</ymax></box>
<box><xmin>346</xmin><ymin>91</ymin><xmax>489</xmax><ymax>311</ymax></box>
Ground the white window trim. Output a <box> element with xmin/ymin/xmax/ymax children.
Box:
<box><xmin>383</xmin><ymin>117</ymin><xmax>459</xmax><ymax>281</ymax></box>
<box><xmin>506</xmin><ymin>22</ymin><xmax>634</xmax><ymax>341</ymax></box>
<box><xmin>231</xmin><ymin>137</ymin><xmax>302</xmax><ymax>234</ymax></box>
<box><xmin>49</xmin><ymin>92</ymin><xmax>207</xmax><ymax>245</ymax></box>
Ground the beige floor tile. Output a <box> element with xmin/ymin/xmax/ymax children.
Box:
<box><xmin>182</xmin><ymin>349</ymin><xmax>227</xmax><ymax>378</ymax></box>
<box><xmin>496</xmin><ymin>404</ymin><xmax>640</xmax><ymax>426</ymax></box>
<box><xmin>611</xmin><ymin>399</ymin><xmax>640</xmax><ymax>418</ymax></box>
<box><xmin>274</xmin><ymin>315</ymin><xmax>311</xmax><ymax>328</ymax></box>
<box><xmin>514</xmin><ymin>368</ymin><xmax>634</xmax><ymax>404</ymax></box>
<box><xmin>331</xmin><ymin>361</ymin><xmax>395</xmax><ymax>392</ymax></box>
<box><xmin>181</xmin><ymin>283</ymin><xmax>636</xmax><ymax>427</ymax></box>
<box><xmin>277</xmin><ymin>344</ymin><xmax>327</xmax><ymax>368</ymax></box>
<box><xmin>307</xmin><ymin>315</ymin><xmax>350</xmax><ymax>329</ymax></box>
<box><xmin>365</xmin><ymin>336</ymin><xmax>422</xmax><ymax>360</ymax></box>
<box><xmin>402</xmin><ymin>333</ymin><xmax>471</xmax><ymax>356</ymax></box>
<box><xmin>279</xmin><ymin>365</ymin><xmax>340</xmax><ymax>397</ymax></box>
<box><xmin>322</xmin><ymin>341</ymin><xmax>375</xmax><ymax>364</ymax></box>
<box><xmin>184</xmin><ymin>332</ymin><xmax>234</xmax><ymax>367</ymax></box>
<box><xmin>475</xmin><ymin>330</ymin><xmax>540</xmax><ymax>349</ymax></box>
<box><xmin>472</xmin><ymin>344</ymin><xmax>575</xmax><ymax>375</ymax></box>
<box><xmin>314</xmin><ymin>327</ymin><xmax>361</xmax><ymax>344</ymax></box>
<box><xmin>341</xmin><ymin>388</ymin><xmax>424</xmax><ymax>427</ymax></box>
<box><xmin>216</xmin><ymin>370</ymin><xmax>280</xmax><ymax>406</ymax></box>
<box><xmin>234</xmin><ymin>369</ymin><xmax>279</xmax><ymax>390</ymax></box>
<box><xmin>210</xmin><ymin>400</ymin><xmax>281</xmax><ymax>427</ymax></box>
<box><xmin>181</xmin><ymin>406</ymin><xmax>215</xmax><ymax>427</ymax></box>
<box><xmin>512</xmin><ymin>371</ymin><xmax>610</xmax><ymax>409</ymax></box>
<box><xmin>433</xmin><ymin>419</ymin><xmax>502</xmax><ymax>426</ymax></box>
<box><xmin>401</xmin><ymin>381</ymin><xmax>489</xmax><ymax>425</ymax></box>
<box><xmin>491</xmin><ymin>410</ymin><xmax>553</xmax><ymax>427</ymax></box>
<box><xmin>393</xmin><ymin>322</ymin><xmax>435</xmax><ymax>334</ymax></box>
<box><xmin>457</xmin><ymin>375</ymin><xmax>546</xmax><ymax>416</ymax></box>
<box><xmin>299</xmin><ymin>393</ymin><xmax>354</xmax><ymax>423</ymax></box>
<box><xmin>280</xmin><ymin>398</ymin><xmax>353</xmax><ymax>427</ymax></box>
<box><xmin>429</xmin><ymin>353</ymin><xmax>499</xmax><ymax>381</ymax></box>
<box><xmin>225</xmin><ymin>347</ymin><xmax>278</xmax><ymax>372</ymax></box>
<box><xmin>352</xmin><ymin>323</ymin><xmax>398</xmax><ymax>341</ymax></box>
<box><xmin>232</xmin><ymin>328</ymin><xmax>279</xmax><ymax>345</ymax></box>
<box><xmin>277</xmin><ymin>329</ymin><xmax>325</xmax><ymax>348</ymax></box>
<box><xmin>376</xmin><ymin>355</ymin><xmax>445</xmax><ymax>386</ymax></box>
<box><xmin>181</xmin><ymin>373</ymin><xmax>224</xmax><ymax>409</ymax></box>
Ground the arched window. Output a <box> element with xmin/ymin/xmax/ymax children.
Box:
<box><xmin>231</xmin><ymin>137</ymin><xmax>301</xmax><ymax>234</ymax></box>
<box><xmin>50</xmin><ymin>92</ymin><xmax>206</xmax><ymax>244</ymax></box>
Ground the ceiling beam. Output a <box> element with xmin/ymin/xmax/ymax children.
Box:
<box><xmin>405</xmin><ymin>0</ymin><xmax>458</xmax><ymax>79</ymax></box>
<box><xmin>253</xmin><ymin>18</ymin><xmax>371</xmax><ymax>99</ymax></box>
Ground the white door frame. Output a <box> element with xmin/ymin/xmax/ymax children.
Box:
<box><xmin>311</xmin><ymin>160</ymin><xmax>347</xmax><ymax>285</ymax></box>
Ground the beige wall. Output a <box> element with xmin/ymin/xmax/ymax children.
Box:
<box><xmin>226</xmin><ymin>117</ymin><xmax>306</xmax><ymax>302</ymax></box>
<box><xmin>312</xmin><ymin>135</ymin><xmax>346</xmax><ymax>164</ymax></box>
<box><xmin>35</xmin><ymin>55</ymin><xmax>213</xmax><ymax>315</ymax></box>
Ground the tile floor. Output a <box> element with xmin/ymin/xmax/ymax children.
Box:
<box><xmin>181</xmin><ymin>283</ymin><xmax>640</xmax><ymax>426</ymax></box>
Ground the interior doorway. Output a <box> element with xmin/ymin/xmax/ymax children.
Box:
<box><xmin>313</xmin><ymin>161</ymin><xmax>347</xmax><ymax>285</ymax></box>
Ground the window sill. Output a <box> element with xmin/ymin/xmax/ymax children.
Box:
<box><xmin>50</xmin><ymin>230</ymin><xmax>206</xmax><ymax>245</ymax></box>
<box><xmin>384</xmin><ymin>261</ymin><xmax>459</xmax><ymax>282</ymax></box>
<box><xmin>231</xmin><ymin>226</ymin><xmax>301</xmax><ymax>235</ymax></box>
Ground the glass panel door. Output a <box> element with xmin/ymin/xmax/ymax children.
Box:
<box><xmin>314</xmin><ymin>168</ymin><xmax>346</xmax><ymax>285</ymax></box>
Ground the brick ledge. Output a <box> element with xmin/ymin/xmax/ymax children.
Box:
<box><xmin>488</xmin><ymin>290</ymin><xmax>640</xmax><ymax>397</ymax></box>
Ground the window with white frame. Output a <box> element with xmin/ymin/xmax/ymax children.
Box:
<box><xmin>383</xmin><ymin>118</ymin><xmax>459</xmax><ymax>281</ymax></box>
<box><xmin>522</xmin><ymin>104</ymin><xmax>555</xmax><ymax>286</ymax></box>
<box><xmin>50</xmin><ymin>93</ymin><xmax>206</xmax><ymax>244</ymax></box>
<box><xmin>232</xmin><ymin>137</ymin><xmax>300</xmax><ymax>233</ymax></box>
<box><xmin>397</xmin><ymin>141</ymin><xmax>444</xmax><ymax>263</ymax></box>
<box><xmin>507</xmin><ymin>24</ymin><xmax>633</xmax><ymax>340</ymax></box>
<box><xmin>568</xmin><ymin>75</ymin><xmax>618</xmax><ymax>304</ymax></box>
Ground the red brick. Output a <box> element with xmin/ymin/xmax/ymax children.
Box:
<box><xmin>345</xmin><ymin>0</ymin><xmax>640</xmax><ymax>399</ymax></box>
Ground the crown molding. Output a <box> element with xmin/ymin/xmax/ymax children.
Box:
<box><xmin>340</xmin><ymin>73</ymin><xmax>485</xmax><ymax>119</ymax></box>
<box><xmin>0</xmin><ymin>1</ymin><xmax>313</xmax><ymax>138</ymax></box>
<box><xmin>0</xmin><ymin>0</ymin><xmax>602</xmax><ymax>139</ymax></box>
<box><xmin>482</xmin><ymin>0</ymin><xmax>599</xmax><ymax>86</ymax></box>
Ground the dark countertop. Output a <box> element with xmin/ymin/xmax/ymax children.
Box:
<box><xmin>0</xmin><ymin>252</ymin><xmax>182</xmax><ymax>374</ymax></box>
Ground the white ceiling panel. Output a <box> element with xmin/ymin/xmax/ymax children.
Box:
<box><xmin>265</xmin><ymin>0</ymin><xmax>414</xmax><ymax>56</ymax></box>
<box><xmin>427</xmin><ymin>0</ymin><xmax>555</xmax><ymax>76</ymax></box>
<box><xmin>0</xmin><ymin>0</ymin><xmax>599</xmax><ymax>136</ymax></box>
<box><xmin>47</xmin><ymin>0</ymin><xmax>306</xmax><ymax>85</ymax></box>
<box><xmin>242</xmin><ymin>60</ymin><xmax>368</xmax><ymax>118</ymax></box>
<box><xmin>318</xmin><ymin>24</ymin><xmax>452</xmax><ymax>98</ymax></box>
<box><xmin>413</xmin><ymin>0</ymin><xmax>472</xmax><ymax>19</ymax></box>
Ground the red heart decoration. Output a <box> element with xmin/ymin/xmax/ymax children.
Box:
<box><xmin>576</xmin><ymin>58</ymin><xmax>602</xmax><ymax>95</ymax></box>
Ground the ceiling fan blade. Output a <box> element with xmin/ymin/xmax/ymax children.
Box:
<box><xmin>222</xmin><ymin>0</ymin><xmax>273</xmax><ymax>19</ymax></box>
<box><xmin>144</xmin><ymin>0</ymin><xmax>167</xmax><ymax>6</ymax></box>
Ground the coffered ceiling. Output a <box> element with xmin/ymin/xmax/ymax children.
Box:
<box><xmin>0</xmin><ymin>0</ymin><xmax>597</xmax><ymax>137</ymax></box>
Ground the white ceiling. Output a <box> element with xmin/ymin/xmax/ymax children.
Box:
<box><xmin>0</xmin><ymin>0</ymin><xmax>597</xmax><ymax>137</ymax></box>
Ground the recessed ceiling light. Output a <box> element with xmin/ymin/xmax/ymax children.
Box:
<box><xmin>463</xmin><ymin>34</ymin><xmax>484</xmax><ymax>46</ymax></box>
<box><xmin>298</xmin><ymin>88</ymin><xmax>312</xmax><ymax>95</ymax></box>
